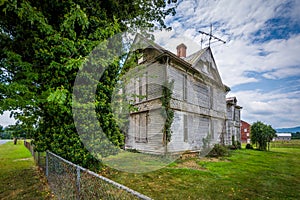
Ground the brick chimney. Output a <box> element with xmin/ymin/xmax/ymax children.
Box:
<box><xmin>176</xmin><ymin>43</ymin><xmax>187</xmax><ymax>58</ymax></box>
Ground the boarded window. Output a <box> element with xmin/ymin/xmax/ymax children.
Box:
<box><xmin>137</xmin><ymin>73</ymin><xmax>148</xmax><ymax>102</ymax></box>
<box><xmin>184</xmin><ymin>114</ymin><xmax>188</xmax><ymax>142</ymax></box>
<box><xmin>235</xmin><ymin>109</ymin><xmax>240</xmax><ymax>121</ymax></box>
<box><xmin>139</xmin><ymin>77</ymin><xmax>142</xmax><ymax>101</ymax></box>
<box><xmin>194</xmin><ymin>82</ymin><xmax>209</xmax><ymax>108</ymax></box>
<box><xmin>209</xmin><ymin>86</ymin><xmax>213</xmax><ymax>109</ymax></box>
<box><xmin>183</xmin><ymin>74</ymin><xmax>187</xmax><ymax>101</ymax></box>
<box><xmin>135</xmin><ymin>112</ymin><xmax>148</xmax><ymax>143</ymax></box>
<box><xmin>134</xmin><ymin>77</ymin><xmax>139</xmax><ymax>103</ymax></box>
<box><xmin>144</xmin><ymin>72</ymin><xmax>148</xmax><ymax>100</ymax></box>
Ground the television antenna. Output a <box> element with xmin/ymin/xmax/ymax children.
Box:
<box><xmin>198</xmin><ymin>24</ymin><xmax>226</xmax><ymax>47</ymax></box>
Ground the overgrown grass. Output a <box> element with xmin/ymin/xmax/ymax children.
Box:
<box><xmin>0</xmin><ymin>141</ymin><xmax>54</xmax><ymax>200</ymax></box>
<box><xmin>103</xmin><ymin>142</ymin><xmax>300</xmax><ymax>199</ymax></box>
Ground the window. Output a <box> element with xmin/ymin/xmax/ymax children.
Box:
<box><xmin>135</xmin><ymin>112</ymin><xmax>148</xmax><ymax>143</ymax></box>
<box><xmin>144</xmin><ymin>72</ymin><xmax>148</xmax><ymax>101</ymax></box>
<box><xmin>135</xmin><ymin>73</ymin><xmax>148</xmax><ymax>103</ymax></box>
<box><xmin>184</xmin><ymin>115</ymin><xmax>188</xmax><ymax>142</ymax></box>
<box><xmin>134</xmin><ymin>77</ymin><xmax>139</xmax><ymax>103</ymax></box>
<box><xmin>183</xmin><ymin>74</ymin><xmax>187</xmax><ymax>101</ymax></box>
<box><xmin>244</xmin><ymin>128</ymin><xmax>247</xmax><ymax>132</ymax></box>
<box><xmin>209</xmin><ymin>86</ymin><xmax>213</xmax><ymax>109</ymax></box>
<box><xmin>139</xmin><ymin>76</ymin><xmax>142</xmax><ymax>101</ymax></box>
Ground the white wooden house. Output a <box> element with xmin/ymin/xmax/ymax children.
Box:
<box><xmin>226</xmin><ymin>97</ymin><xmax>242</xmax><ymax>145</ymax></box>
<box><xmin>123</xmin><ymin>35</ymin><xmax>231</xmax><ymax>154</ymax></box>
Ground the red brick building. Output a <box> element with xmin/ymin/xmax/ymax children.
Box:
<box><xmin>241</xmin><ymin>120</ymin><xmax>251</xmax><ymax>143</ymax></box>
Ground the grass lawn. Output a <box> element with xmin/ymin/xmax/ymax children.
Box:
<box><xmin>0</xmin><ymin>141</ymin><xmax>54</xmax><ymax>200</ymax></box>
<box><xmin>103</xmin><ymin>150</ymin><xmax>178</xmax><ymax>173</ymax></box>
<box><xmin>103</xmin><ymin>141</ymin><xmax>300</xmax><ymax>200</ymax></box>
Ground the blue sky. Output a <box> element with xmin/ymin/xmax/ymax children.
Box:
<box><xmin>153</xmin><ymin>0</ymin><xmax>300</xmax><ymax>128</ymax></box>
<box><xmin>1</xmin><ymin>0</ymin><xmax>300</xmax><ymax>129</ymax></box>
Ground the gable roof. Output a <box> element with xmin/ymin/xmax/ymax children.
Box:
<box><xmin>184</xmin><ymin>47</ymin><xmax>224</xmax><ymax>85</ymax></box>
<box><xmin>184</xmin><ymin>47</ymin><xmax>208</xmax><ymax>65</ymax></box>
<box><xmin>130</xmin><ymin>34</ymin><xmax>227</xmax><ymax>88</ymax></box>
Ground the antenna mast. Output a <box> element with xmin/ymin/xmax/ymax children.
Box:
<box><xmin>198</xmin><ymin>24</ymin><xmax>226</xmax><ymax>47</ymax></box>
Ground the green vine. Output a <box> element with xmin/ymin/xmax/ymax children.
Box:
<box><xmin>161</xmin><ymin>80</ymin><xmax>174</xmax><ymax>145</ymax></box>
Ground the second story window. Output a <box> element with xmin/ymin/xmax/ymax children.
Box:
<box><xmin>135</xmin><ymin>73</ymin><xmax>148</xmax><ymax>103</ymax></box>
<box><xmin>183</xmin><ymin>74</ymin><xmax>187</xmax><ymax>101</ymax></box>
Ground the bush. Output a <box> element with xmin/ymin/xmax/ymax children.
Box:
<box><xmin>236</xmin><ymin>141</ymin><xmax>242</xmax><ymax>149</ymax></box>
<box><xmin>245</xmin><ymin>143</ymin><xmax>253</xmax><ymax>149</ymax></box>
<box><xmin>206</xmin><ymin>144</ymin><xmax>229</xmax><ymax>158</ymax></box>
<box><xmin>126</xmin><ymin>148</ymin><xmax>140</xmax><ymax>153</ymax></box>
<box><xmin>228</xmin><ymin>145</ymin><xmax>237</xmax><ymax>150</ymax></box>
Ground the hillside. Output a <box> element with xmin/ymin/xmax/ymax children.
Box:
<box><xmin>276</xmin><ymin>126</ymin><xmax>300</xmax><ymax>133</ymax></box>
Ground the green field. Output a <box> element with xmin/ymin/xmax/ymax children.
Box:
<box><xmin>0</xmin><ymin>141</ymin><xmax>53</xmax><ymax>200</ymax></box>
<box><xmin>104</xmin><ymin>141</ymin><xmax>300</xmax><ymax>200</ymax></box>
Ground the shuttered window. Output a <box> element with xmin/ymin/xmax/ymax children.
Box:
<box><xmin>135</xmin><ymin>112</ymin><xmax>148</xmax><ymax>143</ymax></box>
<box><xmin>136</xmin><ymin>73</ymin><xmax>148</xmax><ymax>102</ymax></box>
<box><xmin>183</xmin><ymin>74</ymin><xmax>187</xmax><ymax>101</ymax></box>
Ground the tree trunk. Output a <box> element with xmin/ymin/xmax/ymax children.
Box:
<box><xmin>13</xmin><ymin>137</ymin><xmax>17</xmax><ymax>145</ymax></box>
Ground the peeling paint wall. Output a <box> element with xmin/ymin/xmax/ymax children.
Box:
<box><xmin>124</xmin><ymin>47</ymin><xmax>228</xmax><ymax>154</ymax></box>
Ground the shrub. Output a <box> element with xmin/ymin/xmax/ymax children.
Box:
<box><xmin>245</xmin><ymin>143</ymin><xmax>253</xmax><ymax>149</ymax></box>
<box><xmin>126</xmin><ymin>148</ymin><xmax>140</xmax><ymax>153</ymax></box>
<box><xmin>228</xmin><ymin>145</ymin><xmax>237</xmax><ymax>150</ymax></box>
<box><xmin>206</xmin><ymin>144</ymin><xmax>229</xmax><ymax>158</ymax></box>
<box><xmin>236</xmin><ymin>141</ymin><xmax>242</xmax><ymax>149</ymax></box>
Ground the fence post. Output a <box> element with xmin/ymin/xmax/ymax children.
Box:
<box><xmin>76</xmin><ymin>166</ymin><xmax>81</xmax><ymax>200</ymax></box>
<box><xmin>38</xmin><ymin>152</ymin><xmax>40</xmax><ymax>166</ymax></box>
<box><xmin>46</xmin><ymin>151</ymin><xmax>49</xmax><ymax>178</ymax></box>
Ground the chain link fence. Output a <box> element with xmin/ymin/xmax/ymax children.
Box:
<box><xmin>24</xmin><ymin>141</ymin><xmax>152</xmax><ymax>200</ymax></box>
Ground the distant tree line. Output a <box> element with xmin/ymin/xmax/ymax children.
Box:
<box><xmin>292</xmin><ymin>132</ymin><xmax>300</xmax><ymax>139</ymax></box>
<box><xmin>0</xmin><ymin>124</ymin><xmax>26</xmax><ymax>139</ymax></box>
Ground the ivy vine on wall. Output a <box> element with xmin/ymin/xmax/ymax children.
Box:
<box><xmin>161</xmin><ymin>80</ymin><xmax>175</xmax><ymax>145</ymax></box>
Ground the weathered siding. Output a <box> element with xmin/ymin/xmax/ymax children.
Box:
<box><xmin>168</xmin><ymin>66</ymin><xmax>210</xmax><ymax>109</ymax></box>
<box><xmin>168</xmin><ymin>66</ymin><xmax>184</xmax><ymax>100</ymax></box>
<box><xmin>226</xmin><ymin>98</ymin><xmax>242</xmax><ymax>144</ymax></box>
<box><xmin>124</xmin><ymin>41</ymin><xmax>231</xmax><ymax>154</ymax></box>
<box><xmin>193</xmin><ymin>82</ymin><xmax>210</xmax><ymax>108</ymax></box>
<box><xmin>125</xmin><ymin>63</ymin><xmax>166</xmax><ymax>104</ymax></box>
<box><xmin>212</xmin><ymin>87</ymin><xmax>226</xmax><ymax>113</ymax></box>
<box><xmin>126</xmin><ymin>109</ymin><xmax>165</xmax><ymax>154</ymax></box>
<box><xmin>168</xmin><ymin>111</ymin><xmax>212</xmax><ymax>153</ymax></box>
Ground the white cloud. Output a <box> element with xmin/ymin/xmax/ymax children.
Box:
<box><xmin>153</xmin><ymin>0</ymin><xmax>300</xmax><ymax>128</ymax></box>
<box><xmin>0</xmin><ymin>111</ymin><xmax>16</xmax><ymax>127</ymax></box>
<box><xmin>229</xmin><ymin>89</ymin><xmax>300</xmax><ymax>128</ymax></box>
<box><xmin>155</xmin><ymin>0</ymin><xmax>300</xmax><ymax>85</ymax></box>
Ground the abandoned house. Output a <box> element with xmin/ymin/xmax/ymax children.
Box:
<box><xmin>123</xmin><ymin>35</ymin><xmax>240</xmax><ymax>154</ymax></box>
<box><xmin>226</xmin><ymin>97</ymin><xmax>242</xmax><ymax>144</ymax></box>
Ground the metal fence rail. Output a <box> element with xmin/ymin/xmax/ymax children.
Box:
<box><xmin>24</xmin><ymin>140</ymin><xmax>46</xmax><ymax>171</ymax></box>
<box><xmin>24</xmin><ymin>141</ymin><xmax>152</xmax><ymax>200</ymax></box>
